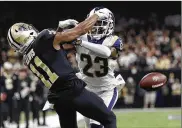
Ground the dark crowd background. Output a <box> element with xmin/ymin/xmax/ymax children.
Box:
<box><xmin>0</xmin><ymin>1</ymin><xmax>181</xmax><ymax>128</ymax></box>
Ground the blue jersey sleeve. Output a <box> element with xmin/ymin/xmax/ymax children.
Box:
<box><xmin>112</xmin><ymin>37</ymin><xmax>123</xmax><ymax>51</ymax></box>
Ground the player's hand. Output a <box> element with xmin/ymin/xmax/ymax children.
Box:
<box><xmin>94</xmin><ymin>8</ymin><xmax>109</xmax><ymax>19</ymax></box>
<box><xmin>116</xmin><ymin>74</ymin><xmax>125</xmax><ymax>91</ymax></box>
<box><xmin>58</xmin><ymin>19</ymin><xmax>78</xmax><ymax>29</ymax></box>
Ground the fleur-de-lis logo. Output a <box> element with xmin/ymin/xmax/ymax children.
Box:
<box><xmin>152</xmin><ymin>76</ymin><xmax>159</xmax><ymax>82</ymax></box>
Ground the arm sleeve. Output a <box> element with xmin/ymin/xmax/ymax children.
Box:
<box><xmin>81</xmin><ymin>40</ymin><xmax>111</xmax><ymax>58</ymax></box>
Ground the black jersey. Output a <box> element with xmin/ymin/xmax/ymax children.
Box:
<box><xmin>23</xmin><ymin>29</ymin><xmax>77</xmax><ymax>90</ymax></box>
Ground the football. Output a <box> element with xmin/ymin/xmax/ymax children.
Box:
<box><xmin>139</xmin><ymin>72</ymin><xmax>167</xmax><ymax>91</ymax></box>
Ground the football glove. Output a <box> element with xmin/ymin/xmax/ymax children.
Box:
<box><xmin>116</xmin><ymin>74</ymin><xmax>126</xmax><ymax>92</ymax></box>
<box><xmin>58</xmin><ymin>19</ymin><xmax>78</xmax><ymax>29</ymax></box>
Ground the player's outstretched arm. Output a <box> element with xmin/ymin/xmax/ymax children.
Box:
<box><xmin>77</xmin><ymin>40</ymin><xmax>111</xmax><ymax>58</ymax></box>
<box><xmin>53</xmin><ymin>14</ymin><xmax>99</xmax><ymax>45</ymax></box>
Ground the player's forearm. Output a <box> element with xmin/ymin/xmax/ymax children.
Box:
<box><xmin>54</xmin><ymin>14</ymin><xmax>99</xmax><ymax>43</ymax></box>
<box><xmin>75</xmin><ymin>14</ymin><xmax>99</xmax><ymax>35</ymax></box>
<box><xmin>81</xmin><ymin>40</ymin><xmax>111</xmax><ymax>58</ymax></box>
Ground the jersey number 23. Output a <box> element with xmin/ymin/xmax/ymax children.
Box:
<box><xmin>80</xmin><ymin>53</ymin><xmax>108</xmax><ymax>77</ymax></box>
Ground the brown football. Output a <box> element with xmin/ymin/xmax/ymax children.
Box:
<box><xmin>139</xmin><ymin>72</ymin><xmax>167</xmax><ymax>91</ymax></box>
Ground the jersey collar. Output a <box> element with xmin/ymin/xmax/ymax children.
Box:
<box><xmin>87</xmin><ymin>35</ymin><xmax>106</xmax><ymax>44</ymax></box>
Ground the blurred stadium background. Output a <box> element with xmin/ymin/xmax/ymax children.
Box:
<box><xmin>0</xmin><ymin>1</ymin><xmax>181</xmax><ymax>128</ymax></box>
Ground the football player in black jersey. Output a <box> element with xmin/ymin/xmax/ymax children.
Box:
<box><xmin>7</xmin><ymin>9</ymin><xmax>117</xmax><ymax>128</ymax></box>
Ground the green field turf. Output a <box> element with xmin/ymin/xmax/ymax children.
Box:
<box><xmin>20</xmin><ymin>108</ymin><xmax>181</xmax><ymax>128</ymax></box>
<box><xmin>115</xmin><ymin>109</ymin><xmax>181</xmax><ymax>128</ymax></box>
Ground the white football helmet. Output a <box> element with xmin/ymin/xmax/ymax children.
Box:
<box><xmin>7</xmin><ymin>23</ymin><xmax>38</xmax><ymax>54</ymax></box>
<box><xmin>88</xmin><ymin>7</ymin><xmax>115</xmax><ymax>40</ymax></box>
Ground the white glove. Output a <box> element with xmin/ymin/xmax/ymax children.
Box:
<box><xmin>116</xmin><ymin>74</ymin><xmax>126</xmax><ymax>91</ymax></box>
<box><xmin>43</xmin><ymin>100</ymin><xmax>54</xmax><ymax>111</ymax></box>
<box><xmin>76</xmin><ymin>72</ymin><xmax>82</xmax><ymax>79</ymax></box>
<box><xmin>59</xmin><ymin>19</ymin><xmax>78</xmax><ymax>29</ymax></box>
<box><xmin>94</xmin><ymin>8</ymin><xmax>109</xmax><ymax>20</ymax></box>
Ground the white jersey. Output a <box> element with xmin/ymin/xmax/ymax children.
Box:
<box><xmin>76</xmin><ymin>34</ymin><xmax>123</xmax><ymax>92</ymax></box>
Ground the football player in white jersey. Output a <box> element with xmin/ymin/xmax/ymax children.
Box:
<box><xmin>74</xmin><ymin>7</ymin><xmax>126</xmax><ymax>128</ymax></box>
<box><xmin>42</xmin><ymin>7</ymin><xmax>125</xmax><ymax>127</ymax></box>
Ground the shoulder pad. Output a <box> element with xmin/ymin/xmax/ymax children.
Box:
<box><xmin>112</xmin><ymin>37</ymin><xmax>123</xmax><ymax>51</ymax></box>
<box><xmin>102</xmin><ymin>35</ymin><xmax>123</xmax><ymax>50</ymax></box>
<box><xmin>37</xmin><ymin>29</ymin><xmax>55</xmax><ymax>40</ymax></box>
<box><xmin>102</xmin><ymin>35</ymin><xmax>118</xmax><ymax>46</ymax></box>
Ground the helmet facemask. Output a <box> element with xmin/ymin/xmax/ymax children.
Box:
<box><xmin>88</xmin><ymin>8</ymin><xmax>115</xmax><ymax>40</ymax></box>
<box><xmin>89</xmin><ymin>19</ymin><xmax>108</xmax><ymax>40</ymax></box>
